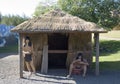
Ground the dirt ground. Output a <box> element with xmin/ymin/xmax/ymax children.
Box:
<box><xmin>0</xmin><ymin>53</ymin><xmax>120</xmax><ymax>84</ymax></box>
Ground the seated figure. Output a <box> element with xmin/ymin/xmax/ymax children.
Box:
<box><xmin>67</xmin><ymin>53</ymin><xmax>89</xmax><ymax>78</ymax></box>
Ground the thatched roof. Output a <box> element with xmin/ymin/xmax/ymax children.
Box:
<box><xmin>11</xmin><ymin>9</ymin><xmax>107</xmax><ymax>33</ymax></box>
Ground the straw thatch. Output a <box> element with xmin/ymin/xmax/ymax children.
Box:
<box><xmin>11</xmin><ymin>9</ymin><xmax>107</xmax><ymax>33</ymax></box>
<box><xmin>66</xmin><ymin>32</ymin><xmax>92</xmax><ymax>68</ymax></box>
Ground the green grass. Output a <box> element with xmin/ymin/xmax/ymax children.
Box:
<box><xmin>92</xmin><ymin>40</ymin><xmax>120</xmax><ymax>71</ymax></box>
<box><xmin>98</xmin><ymin>31</ymin><xmax>120</xmax><ymax>70</ymax></box>
<box><xmin>0</xmin><ymin>45</ymin><xmax>18</xmax><ymax>53</ymax></box>
<box><xmin>93</xmin><ymin>52</ymin><xmax>120</xmax><ymax>71</ymax></box>
<box><xmin>99</xmin><ymin>40</ymin><xmax>120</xmax><ymax>55</ymax></box>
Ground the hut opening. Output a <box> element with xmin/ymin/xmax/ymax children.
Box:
<box><xmin>48</xmin><ymin>33</ymin><xmax>68</xmax><ymax>69</ymax></box>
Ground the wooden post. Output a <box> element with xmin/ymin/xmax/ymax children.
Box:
<box><xmin>94</xmin><ymin>33</ymin><xmax>99</xmax><ymax>75</ymax></box>
<box><xmin>41</xmin><ymin>45</ymin><xmax>48</xmax><ymax>74</ymax></box>
<box><xmin>19</xmin><ymin>34</ymin><xmax>23</xmax><ymax>78</ymax></box>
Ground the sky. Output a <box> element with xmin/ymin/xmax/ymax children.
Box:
<box><xmin>0</xmin><ymin>0</ymin><xmax>57</xmax><ymax>17</ymax></box>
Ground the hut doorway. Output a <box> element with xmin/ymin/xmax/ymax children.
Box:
<box><xmin>48</xmin><ymin>33</ymin><xmax>68</xmax><ymax>69</ymax></box>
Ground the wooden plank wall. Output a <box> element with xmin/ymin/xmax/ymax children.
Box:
<box><xmin>66</xmin><ymin>32</ymin><xmax>92</xmax><ymax>68</ymax></box>
<box><xmin>21</xmin><ymin>32</ymin><xmax>92</xmax><ymax>70</ymax></box>
<box><xmin>22</xmin><ymin>33</ymin><xmax>47</xmax><ymax>71</ymax></box>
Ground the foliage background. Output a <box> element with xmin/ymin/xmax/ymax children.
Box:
<box><xmin>58</xmin><ymin>0</ymin><xmax>120</xmax><ymax>29</ymax></box>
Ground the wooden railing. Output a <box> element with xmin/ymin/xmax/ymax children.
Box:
<box><xmin>48</xmin><ymin>50</ymin><xmax>68</xmax><ymax>53</ymax></box>
<box><xmin>48</xmin><ymin>50</ymin><xmax>91</xmax><ymax>54</ymax></box>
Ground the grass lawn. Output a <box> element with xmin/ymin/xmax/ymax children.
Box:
<box><xmin>92</xmin><ymin>40</ymin><xmax>120</xmax><ymax>71</ymax></box>
<box><xmin>93</xmin><ymin>51</ymin><xmax>120</xmax><ymax>71</ymax></box>
<box><xmin>99</xmin><ymin>52</ymin><xmax>120</xmax><ymax>71</ymax></box>
<box><xmin>100</xmin><ymin>30</ymin><xmax>120</xmax><ymax>38</ymax></box>
<box><xmin>0</xmin><ymin>45</ymin><xmax>18</xmax><ymax>53</ymax></box>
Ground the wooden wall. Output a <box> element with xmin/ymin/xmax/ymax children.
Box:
<box><xmin>22</xmin><ymin>32</ymin><xmax>92</xmax><ymax>71</ymax></box>
<box><xmin>66</xmin><ymin>32</ymin><xmax>92</xmax><ymax>68</ymax></box>
<box><xmin>22</xmin><ymin>33</ymin><xmax>47</xmax><ymax>71</ymax></box>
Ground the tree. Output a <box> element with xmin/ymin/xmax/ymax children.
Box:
<box><xmin>58</xmin><ymin>0</ymin><xmax>120</xmax><ymax>29</ymax></box>
<box><xmin>33</xmin><ymin>0</ymin><xmax>59</xmax><ymax>17</ymax></box>
<box><xmin>0</xmin><ymin>14</ymin><xmax>29</xmax><ymax>26</ymax></box>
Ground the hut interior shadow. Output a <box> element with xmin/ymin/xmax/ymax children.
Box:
<box><xmin>48</xmin><ymin>33</ymin><xmax>68</xmax><ymax>69</ymax></box>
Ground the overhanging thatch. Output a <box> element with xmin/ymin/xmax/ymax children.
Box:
<box><xmin>11</xmin><ymin>9</ymin><xmax>107</xmax><ymax>33</ymax></box>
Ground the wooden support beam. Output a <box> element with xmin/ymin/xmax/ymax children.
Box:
<box><xmin>19</xmin><ymin>34</ymin><xmax>23</xmax><ymax>78</ymax></box>
<box><xmin>41</xmin><ymin>45</ymin><xmax>48</xmax><ymax>74</ymax></box>
<box><xmin>48</xmin><ymin>50</ymin><xmax>68</xmax><ymax>53</ymax></box>
<box><xmin>94</xmin><ymin>33</ymin><xmax>100</xmax><ymax>75</ymax></box>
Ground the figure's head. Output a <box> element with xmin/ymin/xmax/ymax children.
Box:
<box><xmin>76</xmin><ymin>53</ymin><xmax>83</xmax><ymax>60</ymax></box>
<box><xmin>24</xmin><ymin>36</ymin><xmax>31</xmax><ymax>46</ymax></box>
<box><xmin>25</xmin><ymin>36</ymin><xmax>30</xmax><ymax>43</ymax></box>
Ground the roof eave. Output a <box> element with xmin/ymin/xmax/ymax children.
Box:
<box><xmin>11</xmin><ymin>29</ymin><xmax>108</xmax><ymax>33</ymax></box>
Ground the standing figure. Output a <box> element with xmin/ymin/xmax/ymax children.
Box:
<box><xmin>67</xmin><ymin>53</ymin><xmax>89</xmax><ymax>78</ymax></box>
<box><xmin>23</xmin><ymin>36</ymin><xmax>36</xmax><ymax>77</ymax></box>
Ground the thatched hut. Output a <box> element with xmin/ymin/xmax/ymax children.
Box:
<box><xmin>11</xmin><ymin>9</ymin><xmax>107</xmax><ymax>78</ymax></box>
